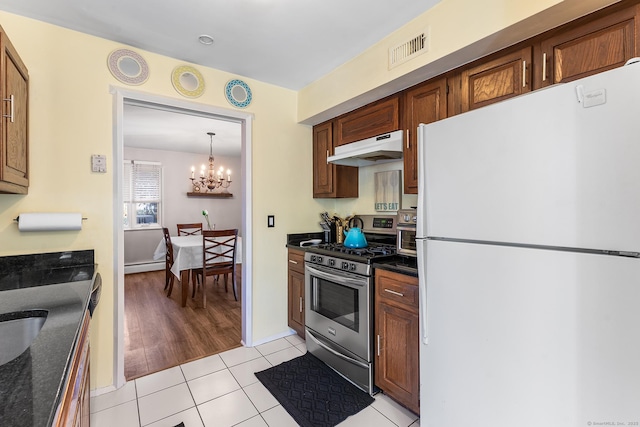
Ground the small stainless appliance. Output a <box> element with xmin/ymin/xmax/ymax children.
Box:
<box><xmin>304</xmin><ymin>214</ymin><xmax>397</xmax><ymax>395</ymax></box>
<box><xmin>397</xmin><ymin>208</ymin><xmax>417</xmax><ymax>257</ymax></box>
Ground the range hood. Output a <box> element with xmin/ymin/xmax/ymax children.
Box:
<box><xmin>327</xmin><ymin>130</ymin><xmax>403</xmax><ymax>167</ymax></box>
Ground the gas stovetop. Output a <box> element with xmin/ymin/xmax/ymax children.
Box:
<box><xmin>305</xmin><ymin>242</ymin><xmax>397</xmax><ymax>276</ymax></box>
<box><xmin>309</xmin><ymin>242</ymin><xmax>397</xmax><ymax>260</ymax></box>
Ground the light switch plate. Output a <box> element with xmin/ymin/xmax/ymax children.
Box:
<box><xmin>91</xmin><ymin>155</ymin><xmax>106</xmax><ymax>173</ymax></box>
<box><xmin>267</xmin><ymin>215</ymin><xmax>275</xmax><ymax>227</ymax></box>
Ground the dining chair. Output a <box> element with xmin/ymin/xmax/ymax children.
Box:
<box><xmin>177</xmin><ymin>222</ymin><xmax>204</xmax><ymax>288</ymax></box>
<box><xmin>196</xmin><ymin>229</ymin><xmax>238</xmax><ymax>308</ymax></box>
<box><xmin>161</xmin><ymin>227</ymin><xmax>176</xmax><ymax>297</ymax></box>
<box><xmin>176</xmin><ymin>222</ymin><xmax>203</xmax><ymax>236</ymax></box>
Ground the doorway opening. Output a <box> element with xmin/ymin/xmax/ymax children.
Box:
<box><xmin>112</xmin><ymin>87</ymin><xmax>254</xmax><ymax>388</ymax></box>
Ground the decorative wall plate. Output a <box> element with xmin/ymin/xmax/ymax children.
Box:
<box><xmin>107</xmin><ymin>49</ymin><xmax>149</xmax><ymax>85</ymax></box>
<box><xmin>225</xmin><ymin>79</ymin><xmax>252</xmax><ymax>108</ymax></box>
<box><xmin>171</xmin><ymin>65</ymin><xmax>205</xmax><ymax>98</ymax></box>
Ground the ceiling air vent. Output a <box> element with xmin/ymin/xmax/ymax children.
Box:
<box><xmin>388</xmin><ymin>27</ymin><xmax>429</xmax><ymax>69</ymax></box>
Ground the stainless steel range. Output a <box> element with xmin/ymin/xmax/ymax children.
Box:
<box><xmin>304</xmin><ymin>214</ymin><xmax>397</xmax><ymax>395</ymax></box>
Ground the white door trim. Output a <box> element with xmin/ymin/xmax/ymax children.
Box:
<box><xmin>110</xmin><ymin>86</ymin><xmax>254</xmax><ymax>388</ymax></box>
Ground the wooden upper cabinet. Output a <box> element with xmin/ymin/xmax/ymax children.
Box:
<box><xmin>403</xmin><ymin>78</ymin><xmax>447</xmax><ymax>194</ymax></box>
<box><xmin>312</xmin><ymin>121</ymin><xmax>358</xmax><ymax>198</ymax></box>
<box><xmin>535</xmin><ymin>4</ymin><xmax>640</xmax><ymax>88</ymax></box>
<box><xmin>460</xmin><ymin>46</ymin><xmax>532</xmax><ymax>113</ymax></box>
<box><xmin>0</xmin><ymin>26</ymin><xmax>29</xmax><ymax>194</ymax></box>
<box><xmin>335</xmin><ymin>96</ymin><xmax>400</xmax><ymax>147</ymax></box>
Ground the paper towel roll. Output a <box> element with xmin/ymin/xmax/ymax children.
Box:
<box><xmin>18</xmin><ymin>213</ymin><xmax>83</xmax><ymax>231</ymax></box>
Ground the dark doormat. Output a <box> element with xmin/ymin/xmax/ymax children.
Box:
<box><xmin>255</xmin><ymin>352</ymin><xmax>374</xmax><ymax>427</ymax></box>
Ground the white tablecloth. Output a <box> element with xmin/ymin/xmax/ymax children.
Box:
<box><xmin>153</xmin><ymin>235</ymin><xmax>243</xmax><ymax>278</ymax></box>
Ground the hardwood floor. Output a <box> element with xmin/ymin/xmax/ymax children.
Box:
<box><xmin>124</xmin><ymin>269</ymin><xmax>242</xmax><ymax>380</ymax></box>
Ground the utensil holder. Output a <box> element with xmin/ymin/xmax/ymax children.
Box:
<box><xmin>336</xmin><ymin>224</ymin><xmax>344</xmax><ymax>244</ymax></box>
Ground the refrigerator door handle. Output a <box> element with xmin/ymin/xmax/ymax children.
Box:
<box><xmin>416</xmin><ymin>237</ymin><xmax>428</xmax><ymax>345</ymax></box>
<box><xmin>417</xmin><ymin>124</ymin><xmax>427</xmax><ymax>239</ymax></box>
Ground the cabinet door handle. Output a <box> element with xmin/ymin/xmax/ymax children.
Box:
<box><xmin>522</xmin><ymin>60</ymin><xmax>527</xmax><ymax>88</ymax></box>
<box><xmin>326</xmin><ymin>149</ymin><xmax>329</xmax><ymax>164</ymax></box>
<box><xmin>406</xmin><ymin>128</ymin><xmax>410</xmax><ymax>149</ymax></box>
<box><xmin>299</xmin><ymin>296</ymin><xmax>303</xmax><ymax>313</ymax></box>
<box><xmin>3</xmin><ymin>95</ymin><xmax>14</xmax><ymax>123</ymax></box>
<box><xmin>289</xmin><ymin>259</ymin><xmax>298</xmax><ymax>264</ymax></box>
<box><xmin>377</xmin><ymin>334</ymin><xmax>381</xmax><ymax>356</ymax></box>
<box><xmin>542</xmin><ymin>53</ymin><xmax>547</xmax><ymax>82</ymax></box>
<box><xmin>384</xmin><ymin>288</ymin><xmax>404</xmax><ymax>297</ymax></box>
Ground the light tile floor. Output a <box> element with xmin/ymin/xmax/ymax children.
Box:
<box><xmin>91</xmin><ymin>334</ymin><xmax>421</xmax><ymax>427</ymax></box>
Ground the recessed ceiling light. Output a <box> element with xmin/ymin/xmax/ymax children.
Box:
<box><xmin>198</xmin><ymin>35</ymin><xmax>214</xmax><ymax>45</ymax></box>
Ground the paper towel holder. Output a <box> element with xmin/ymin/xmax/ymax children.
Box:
<box><xmin>14</xmin><ymin>213</ymin><xmax>88</xmax><ymax>232</ymax></box>
<box><xmin>13</xmin><ymin>216</ymin><xmax>88</xmax><ymax>221</ymax></box>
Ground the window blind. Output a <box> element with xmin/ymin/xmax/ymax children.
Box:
<box><xmin>123</xmin><ymin>160</ymin><xmax>162</xmax><ymax>202</ymax></box>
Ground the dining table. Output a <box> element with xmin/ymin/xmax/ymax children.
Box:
<box><xmin>153</xmin><ymin>234</ymin><xmax>243</xmax><ymax>307</ymax></box>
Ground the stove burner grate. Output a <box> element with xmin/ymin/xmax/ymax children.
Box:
<box><xmin>315</xmin><ymin>242</ymin><xmax>397</xmax><ymax>258</ymax></box>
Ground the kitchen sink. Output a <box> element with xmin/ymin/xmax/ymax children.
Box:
<box><xmin>0</xmin><ymin>309</ymin><xmax>48</xmax><ymax>365</ymax></box>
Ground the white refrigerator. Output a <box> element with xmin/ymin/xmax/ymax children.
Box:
<box><xmin>416</xmin><ymin>62</ymin><xmax>640</xmax><ymax>426</ymax></box>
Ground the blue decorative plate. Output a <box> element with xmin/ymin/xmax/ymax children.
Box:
<box><xmin>225</xmin><ymin>79</ymin><xmax>252</xmax><ymax>108</ymax></box>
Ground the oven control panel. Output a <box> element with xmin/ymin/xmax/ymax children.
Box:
<box><xmin>372</xmin><ymin>217</ymin><xmax>394</xmax><ymax>229</ymax></box>
<box><xmin>304</xmin><ymin>252</ymin><xmax>372</xmax><ymax>276</ymax></box>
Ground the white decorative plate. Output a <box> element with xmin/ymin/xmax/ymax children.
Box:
<box><xmin>107</xmin><ymin>49</ymin><xmax>149</xmax><ymax>85</ymax></box>
<box><xmin>171</xmin><ymin>65</ymin><xmax>205</xmax><ymax>98</ymax></box>
<box><xmin>225</xmin><ymin>79</ymin><xmax>252</xmax><ymax>108</ymax></box>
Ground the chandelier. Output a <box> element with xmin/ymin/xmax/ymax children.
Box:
<box><xmin>189</xmin><ymin>132</ymin><xmax>232</xmax><ymax>192</ymax></box>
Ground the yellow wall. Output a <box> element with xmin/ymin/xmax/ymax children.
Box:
<box><xmin>0</xmin><ymin>12</ymin><xmax>331</xmax><ymax>389</ymax></box>
<box><xmin>298</xmin><ymin>0</ymin><xmax>620</xmax><ymax>124</ymax></box>
<box><xmin>0</xmin><ymin>0</ymin><xmax>622</xmax><ymax>391</ymax></box>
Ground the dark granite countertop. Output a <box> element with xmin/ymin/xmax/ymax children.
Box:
<box><xmin>373</xmin><ymin>255</ymin><xmax>419</xmax><ymax>277</ymax></box>
<box><xmin>286</xmin><ymin>232</ymin><xmax>324</xmax><ymax>251</ymax></box>
<box><xmin>0</xmin><ymin>251</ymin><xmax>95</xmax><ymax>427</ymax></box>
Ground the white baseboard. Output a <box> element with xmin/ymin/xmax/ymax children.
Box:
<box><xmin>124</xmin><ymin>261</ymin><xmax>164</xmax><ymax>275</ymax></box>
<box><xmin>250</xmin><ymin>329</ymin><xmax>299</xmax><ymax>347</ymax></box>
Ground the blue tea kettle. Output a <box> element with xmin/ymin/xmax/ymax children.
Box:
<box><xmin>343</xmin><ymin>217</ymin><xmax>367</xmax><ymax>248</ymax></box>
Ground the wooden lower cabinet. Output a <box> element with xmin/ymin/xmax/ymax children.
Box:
<box><xmin>374</xmin><ymin>269</ymin><xmax>419</xmax><ymax>414</ymax></box>
<box><xmin>287</xmin><ymin>249</ymin><xmax>305</xmax><ymax>337</ymax></box>
<box><xmin>54</xmin><ymin>311</ymin><xmax>90</xmax><ymax>427</ymax></box>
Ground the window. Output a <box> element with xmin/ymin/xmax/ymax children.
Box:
<box><xmin>123</xmin><ymin>160</ymin><xmax>162</xmax><ymax>229</ymax></box>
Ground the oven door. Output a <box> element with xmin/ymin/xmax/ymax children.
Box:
<box><xmin>304</xmin><ymin>263</ymin><xmax>372</xmax><ymax>362</ymax></box>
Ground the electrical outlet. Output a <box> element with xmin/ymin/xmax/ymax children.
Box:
<box><xmin>267</xmin><ymin>215</ymin><xmax>275</xmax><ymax>227</ymax></box>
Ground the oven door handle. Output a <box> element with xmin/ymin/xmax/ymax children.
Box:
<box><xmin>306</xmin><ymin>329</ymin><xmax>369</xmax><ymax>369</ymax></box>
<box><xmin>305</xmin><ymin>264</ymin><xmax>366</xmax><ymax>288</ymax></box>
